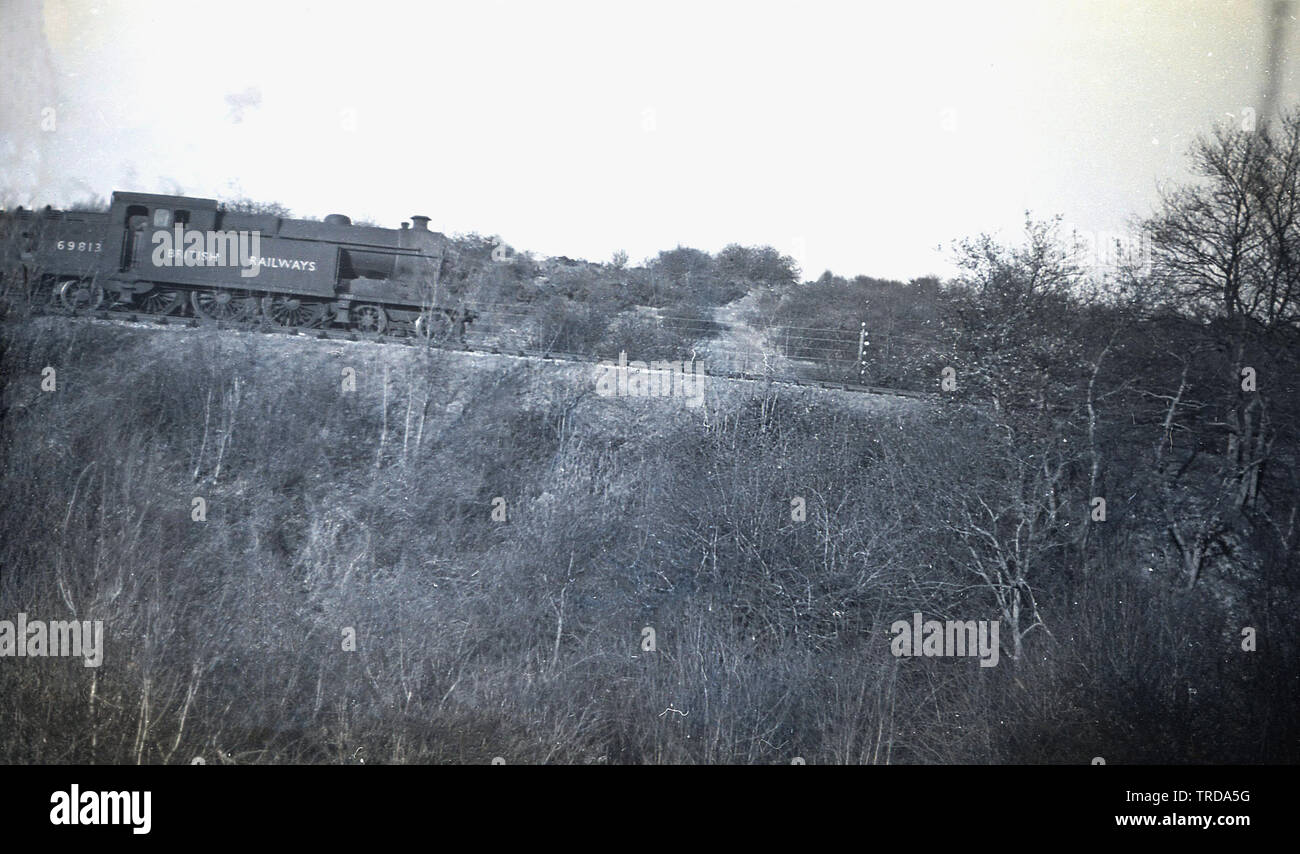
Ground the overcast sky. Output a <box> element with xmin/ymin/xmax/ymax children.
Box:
<box><xmin>2</xmin><ymin>0</ymin><xmax>1296</xmax><ymax>280</ymax></box>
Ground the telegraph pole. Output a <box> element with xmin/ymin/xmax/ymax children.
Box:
<box><xmin>857</xmin><ymin>320</ymin><xmax>869</xmax><ymax>385</ymax></box>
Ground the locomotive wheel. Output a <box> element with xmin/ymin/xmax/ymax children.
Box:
<box><xmin>57</xmin><ymin>279</ymin><xmax>103</xmax><ymax>313</ymax></box>
<box><xmin>263</xmin><ymin>295</ymin><xmax>329</xmax><ymax>328</ymax></box>
<box><xmin>191</xmin><ymin>289</ymin><xmax>257</xmax><ymax>321</ymax></box>
<box><xmin>414</xmin><ymin>311</ymin><xmax>453</xmax><ymax>343</ymax></box>
<box><xmin>140</xmin><ymin>289</ymin><xmax>183</xmax><ymax>316</ymax></box>
<box><xmin>351</xmin><ymin>304</ymin><xmax>387</xmax><ymax>334</ymax></box>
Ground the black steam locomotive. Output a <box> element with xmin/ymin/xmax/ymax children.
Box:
<box><xmin>0</xmin><ymin>191</ymin><xmax>473</xmax><ymax>340</ymax></box>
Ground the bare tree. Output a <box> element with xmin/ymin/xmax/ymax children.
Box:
<box><xmin>1146</xmin><ymin>112</ymin><xmax>1299</xmax><ymax>505</ymax></box>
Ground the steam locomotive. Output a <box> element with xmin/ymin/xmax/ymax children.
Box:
<box><xmin>0</xmin><ymin>191</ymin><xmax>473</xmax><ymax>340</ymax></box>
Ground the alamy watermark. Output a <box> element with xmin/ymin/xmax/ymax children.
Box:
<box><xmin>594</xmin><ymin>351</ymin><xmax>707</xmax><ymax>408</ymax></box>
<box><xmin>1065</xmin><ymin>224</ymin><xmax>1151</xmax><ymax>274</ymax></box>
<box><xmin>890</xmin><ymin>611</ymin><xmax>1000</xmax><ymax>667</ymax></box>
<box><xmin>50</xmin><ymin>785</ymin><xmax>150</xmax><ymax>834</ymax></box>
<box><xmin>0</xmin><ymin>613</ymin><xmax>104</xmax><ymax>667</ymax></box>
<box><xmin>151</xmin><ymin>225</ymin><xmax>262</xmax><ymax>278</ymax></box>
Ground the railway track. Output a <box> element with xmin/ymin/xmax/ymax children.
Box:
<box><xmin>1</xmin><ymin>302</ymin><xmax>933</xmax><ymax>402</ymax></box>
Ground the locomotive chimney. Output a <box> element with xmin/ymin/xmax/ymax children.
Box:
<box><xmin>411</xmin><ymin>215</ymin><xmax>430</xmax><ymax>231</ymax></box>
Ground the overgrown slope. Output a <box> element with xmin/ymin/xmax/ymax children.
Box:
<box><xmin>0</xmin><ymin>316</ymin><xmax>1293</xmax><ymax>764</ymax></box>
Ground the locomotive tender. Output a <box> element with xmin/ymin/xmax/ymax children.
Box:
<box><xmin>0</xmin><ymin>191</ymin><xmax>471</xmax><ymax>340</ymax></box>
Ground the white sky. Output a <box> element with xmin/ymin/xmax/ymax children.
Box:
<box><xmin>2</xmin><ymin>0</ymin><xmax>1297</xmax><ymax>280</ymax></box>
